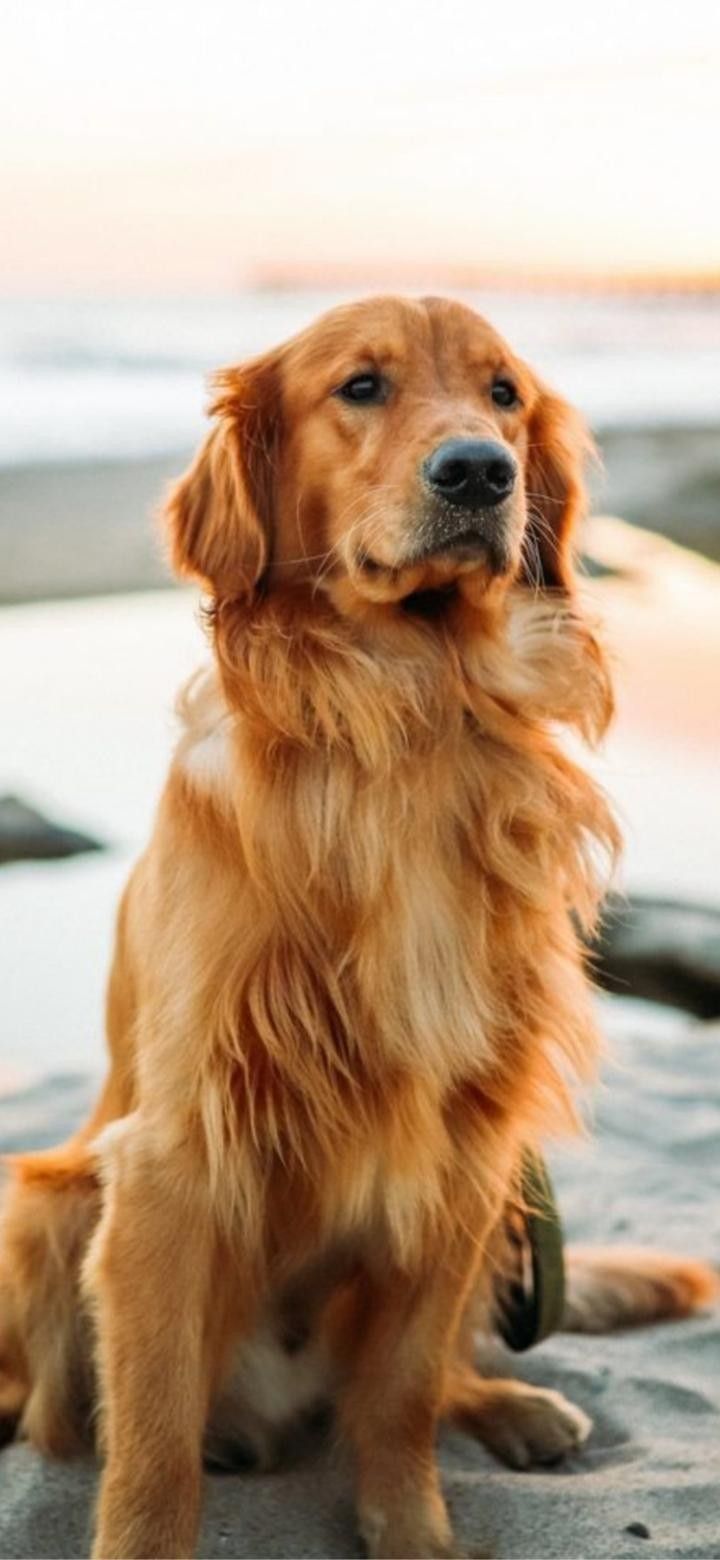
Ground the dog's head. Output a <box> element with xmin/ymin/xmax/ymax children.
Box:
<box><xmin>166</xmin><ymin>295</ymin><xmax>592</xmax><ymax>616</ymax></box>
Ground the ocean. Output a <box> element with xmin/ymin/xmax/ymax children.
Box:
<box><xmin>1</xmin><ymin>289</ymin><xmax>719</xmax><ymax>467</ymax></box>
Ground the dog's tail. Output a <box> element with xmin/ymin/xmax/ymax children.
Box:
<box><xmin>562</xmin><ymin>1246</ymin><xmax>719</xmax><ymax>1333</ymax></box>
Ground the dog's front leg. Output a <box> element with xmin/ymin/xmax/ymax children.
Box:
<box><xmin>341</xmin><ymin>1227</ymin><xmax>486</xmax><ymax>1560</ymax></box>
<box><xmin>85</xmin><ymin>1125</ymin><xmax>229</xmax><ymax>1560</ymax></box>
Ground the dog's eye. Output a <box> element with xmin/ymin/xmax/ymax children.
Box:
<box><xmin>491</xmin><ymin>378</ymin><xmax>520</xmax><ymax>409</ymax></box>
<box><xmin>336</xmin><ymin>373</ymin><xmax>386</xmax><ymax>405</ymax></box>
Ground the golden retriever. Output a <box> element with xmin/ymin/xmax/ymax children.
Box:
<box><xmin>0</xmin><ymin>296</ymin><xmax>716</xmax><ymax>1560</ymax></box>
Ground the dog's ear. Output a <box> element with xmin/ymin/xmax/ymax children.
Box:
<box><xmin>521</xmin><ymin>382</ymin><xmax>614</xmax><ymax>740</ymax></box>
<box><xmin>164</xmin><ymin>352</ymin><xmax>281</xmax><ymax>597</ymax></box>
<box><xmin>523</xmin><ymin>384</ymin><xmax>595</xmax><ymax>592</ymax></box>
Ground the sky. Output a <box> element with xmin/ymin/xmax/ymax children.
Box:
<box><xmin>3</xmin><ymin>0</ymin><xmax>720</xmax><ymax>291</ymax></box>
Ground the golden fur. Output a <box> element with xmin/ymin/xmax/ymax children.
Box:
<box><xmin>0</xmin><ymin>297</ymin><xmax>716</xmax><ymax>1559</ymax></box>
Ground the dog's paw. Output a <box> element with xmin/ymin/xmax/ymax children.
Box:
<box><xmin>467</xmin><ymin>1382</ymin><xmax>592</xmax><ymax>1470</ymax></box>
<box><xmin>359</xmin><ymin>1496</ymin><xmax>480</xmax><ymax>1559</ymax></box>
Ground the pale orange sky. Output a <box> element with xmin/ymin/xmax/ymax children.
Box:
<box><xmin>3</xmin><ymin>0</ymin><xmax>720</xmax><ymax>291</ymax></box>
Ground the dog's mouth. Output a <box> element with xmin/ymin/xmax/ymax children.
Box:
<box><xmin>410</xmin><ymin>530</ymin><xmax>494</xmax><ymax>566</ymax></box>
<box><xmin>359</xmin><ymin>533</ymin><xmax>496</xmax><ymax>575</ymax></box>
<box><xmin>341</xmin><ymin>540</ymin><xmax>508</xmax><ymax>619</ymax></box>
<box><xmin>338</xmin><ymin>516</ymin><xmax>520</xmax><ymax>620</ymax></box>
<box><xmin>357</xmin><ymin>524</ymin><xmax>513</xmax><ymax>583</ymax></box>
<box><xmin>399</xmin><ymin>582</ymin><xmax>459</xmax><ymax>619</ymax></box>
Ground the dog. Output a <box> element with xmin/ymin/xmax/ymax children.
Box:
<box><xmin>0</xmin><ymin>296</ymin><xmax>716</xmax><ymax>1560</ymax></box>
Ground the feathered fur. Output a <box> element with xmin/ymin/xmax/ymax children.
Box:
<box><xmin>0</xmin><ymin>297</ymin><xmax>714</xmax><ymax>1560</ymax></box>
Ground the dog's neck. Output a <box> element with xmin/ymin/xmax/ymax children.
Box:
<box><xmin>178</xmin><ymin>587</ymin><xmax>617</xmax><ymax>957</ymax></box>
<box><xmin>208</xmin><ymin>585</ymin><xmax>611</xmax><ymax>765</ymax></box>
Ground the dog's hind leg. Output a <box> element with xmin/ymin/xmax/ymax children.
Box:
<box><xmin>442</xmin><ymin>1363</ymin><xmax>591</xmax><ymax>1469</ymax></box>
<box><xmin>0</xmin><ymin>881</ymin><xmax>143</xmax><ymax>1456</ymax></box>
<box><xmin>0</xmin><ymin>1149</ymin><xmax>100</xmax><ymax>1455</ymax></box>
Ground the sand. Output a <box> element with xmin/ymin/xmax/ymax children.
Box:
<box><xmin>0</xmin><ymin>524</ymin><xmax>718</xmax><ymax>1557</ymax></box>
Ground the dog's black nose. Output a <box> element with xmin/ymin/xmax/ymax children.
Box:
<box><xmin>424</xmin><ymin>439</ymin><xmax>516</xmax><ymax>510</ymax></box>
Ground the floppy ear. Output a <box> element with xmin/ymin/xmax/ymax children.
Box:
<box><xmin>164</xmin><ymin>353</ymin><xmax>280</xmax><ymax>597</ymax></box>
<box><xmin>521</xmin><ymin>383</ymin><xmax>614</xmax><ymax>740</ymax></box>
<box><xmin>523</xmin><ymin>385</ymin><xmax>595</xmax><ymax>592</ymax></box>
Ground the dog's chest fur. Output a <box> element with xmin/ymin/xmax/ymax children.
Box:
<box><xmin>168</xmin><ymin>608</ymin><xmax>608</xmax><ymax>1264</ymax></box>
<box><xmin>178</xmin><ymin>664</ymin><xmax>528</xmax><ymax>1081</ymax></box>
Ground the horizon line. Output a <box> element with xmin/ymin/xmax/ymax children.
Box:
<box><xmin>247</xmin><ymin>262</ymin><xmax>720</xmax><ymax>297</ymax></box>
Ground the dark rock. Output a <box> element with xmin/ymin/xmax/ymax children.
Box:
<box><xmin>624</xmin><ymin>1521</ymin><xmax>651</xmax><ymax>1539</ymax></box>
<box><xmin>0</xmin><ymin>794</ymin><xmax>103</xmax><ymax>866</ymax></box>
<box><xmin>590</xmin><ymin>894</ymin><xmax>720</xmax><ymax>1018</ymax></box>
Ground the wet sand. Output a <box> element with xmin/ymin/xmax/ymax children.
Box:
<box><xmin>1</xmin><ymin>452</ymin><xmax>183</xmax><ymax>602</ymax></box>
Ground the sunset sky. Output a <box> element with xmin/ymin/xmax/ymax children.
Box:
<box><xmin>3</xmin><ymin>0</ymin><xmax>720</xmax><ymax>291</ymax></box>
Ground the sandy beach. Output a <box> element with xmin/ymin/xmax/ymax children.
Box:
<box><xmin>2</xmin><ymin>0</ymin><xmax>719</xmax><ymax>1540</ymax></box>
